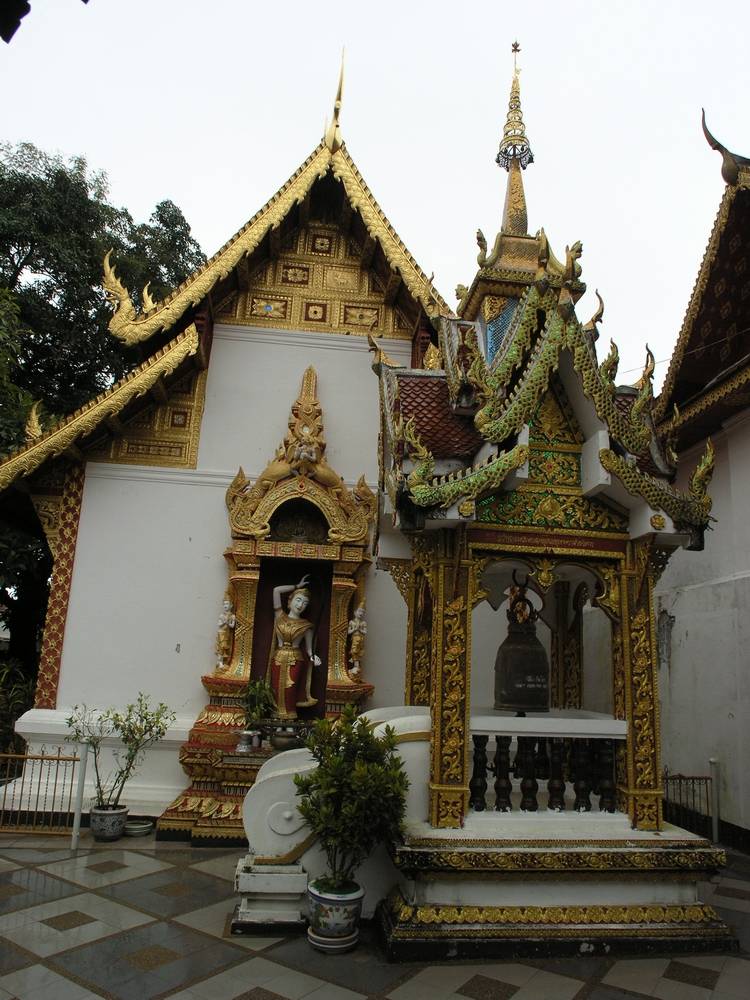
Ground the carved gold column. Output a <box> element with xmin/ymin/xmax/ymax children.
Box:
<box><xmin>378</xmin><ymin>558</ymin><xmax>413</xmax><ymax>701</ymax></box>
<box><xmin>223</xmin><ymin>544</ymin><xmax>260</xmax><ymax>682</ymax></box>
<box><xmin>549</xmin><ymin>579</ymin><xmax>584</xmax><ymax>710</ymax></box>
<box><xmin>328</xmin><ymin>570</ymin><xmax>357</xmax><ymax>684</ymax></box>
<box><xmin>428</xmin><ymin>529</ymin><xmax>472</xmax><ymax>829</ymax></box>
<box><xmin>617</xmin><ymin>540</ymin><xmax>663</xmax><ymax>830</ymax></box>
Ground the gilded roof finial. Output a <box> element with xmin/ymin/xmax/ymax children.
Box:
<box><xmin>497</xmin><ymin>43</ymin><xmax>533</xmax><ymax>171</ymax></box>
<box><xmin>497</xmin><ymin>43</ymin><xmax>532</xmax><ymax>237</ymax></box>
<box><xmin>324</xmin><ymin>49</ymin><xmax>345</xmax><ymax>153</ymax></box>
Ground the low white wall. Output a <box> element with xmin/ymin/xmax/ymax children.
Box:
<box><xmin>656</xmin><ymin>414</ymin><xmax>750</xmax><ymax>832</ymax></box>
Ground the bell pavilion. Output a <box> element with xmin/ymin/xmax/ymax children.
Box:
<box><xmin>0</xmin><ymin>53</ymin><xmax>733</xmax><ymax>956</ymax></box>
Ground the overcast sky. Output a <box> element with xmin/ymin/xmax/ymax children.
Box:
<box><xmin>3</xmin><ymin>0</ymin><xmax>749</xmax><ymax>390</ymax></box>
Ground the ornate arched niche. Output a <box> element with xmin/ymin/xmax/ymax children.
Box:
<box><xmin>220</xmin><ymin>366</ymin><xmax>377</xmax><ymax>713</ymax></box>
<box><xmin>159</xmin><ymin>367</ymin><xmax>377</xmax><ymax>843</ymax></box>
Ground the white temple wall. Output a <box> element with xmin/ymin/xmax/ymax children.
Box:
<box><xmin>198</xmin><ymin>325</ymin><xmax>410</xmax><ymax>483</ymax></box>
<box><xmin>16</xmin><ymin>324</ymin><xmax>412</xmax><ymax>811</ymax></box>
<box><xmin>656</xmin><ymin>415</ymin><xmax>750</xmax><ymax>833</ymax></box>
<box><xmin>57</xmin><ymin>464</ymin><xmax>229</xmax><ymax>715</ymax></box>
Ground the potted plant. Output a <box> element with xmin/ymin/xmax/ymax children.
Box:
<box><xmin>65</xmin><ymin>693</ymin><xmax>175</xmax><ymax>841</ymax></box>
<box><xmin>294</xmin><ymin>704</ymin><xmax>408</xmax><ymax>953</ymax></box>
<box><xmin>237</xmin><ymin>678</ymin><xmax>277</xmax><ymax>752</ymax></box>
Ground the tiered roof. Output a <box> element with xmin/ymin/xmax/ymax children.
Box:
<box><xmin>655</xmin><ymin>114</ymin><xmax>750</xmax><ymax>450</ymax></box>
<box><xmin>376</xmin><ymin>61</ymin><xmax>715</xmax><ymax>547</ymax></box>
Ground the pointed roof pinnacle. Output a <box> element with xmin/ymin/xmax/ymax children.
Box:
<box><xmin>497</xmin><ymin>43</ymin><xmax>532</xmax><ymax>236</ymax></box>
<box><xmin>324</xmin><ymin>50</ymin><xmax>345</xmax><ymax>153</ymax></box>
<box><xmin>496</xmin><ymin>42</ymin><xmax>533</xmax><ymax>171</ymax></box>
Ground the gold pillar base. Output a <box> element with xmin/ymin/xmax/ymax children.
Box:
<box><xmin>324</xmin><ymin>680</ymin><xmax>374</xmax><ymax>717</ymax></box>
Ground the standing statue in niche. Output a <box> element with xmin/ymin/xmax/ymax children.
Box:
<box><xmin>215</xmin><ymin>594</ymin><xmax>236</xmax><ymax>672</ymax></box>
<box><xmin>347</xmin><ymin>603</ymin><xmax>367</xmax><ymax>679</ymax></box>
<box><xmin>267</xmin><ymin>575</ymin><xmax>321</xmax><ymax>718</ymax></box>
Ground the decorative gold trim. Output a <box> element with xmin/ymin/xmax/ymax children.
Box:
<box><xmin>225</xmin><ymin>367</ymin><xmax>376</xmax><ymax>544</ymax></box>
<box><xmin>34</xmin><ymin>463</ymin><xmax>85</xmax><ymax>709</ymax></box>
<box><xmin>392</xmin><ymin>847</ymin><xmax>726</xmax><ymax>873</ymax></box>
<box><xmin>85</xmin><ymin>369</ymin><xmax>207</xmax><ymax>469</ymax></box>
<box><xmin>471</xmin><ymin>523</ymin><xmax>627</xmax><ymax>542</ymax></box>
<box><xmin>660</xmin><ymin>362</ymin><xmax>750</xmax><ymax>436</ymax></box>
<box><xmin>656</xmin><ymin>183</ymin><xmax>738</xmax><ymax>421</ymax></box>
<box><xmin>384</xmin><ymin>888</ymin><xmax>724</xmax><ymax>937</ymax></box>
<box><xmin>104</xmin><ymin>143</ymin><xmax>450</xmax><ymax>346</ymax></box>
<box><xmin>254</xmin><ymin>832</ymin><xmax>317</xmax><ymax>865</ymax></box>
<box><xmin>0</xmin><ymin>325</ymin><xmax>200</xmax><ymax>491</ymax></box>
<box><xmin>403</xmin><ymin>835</ymin><xmax>715</xmax><ymax>849</ymax></box>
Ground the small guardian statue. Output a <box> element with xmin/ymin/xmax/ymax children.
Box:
<box><xmin>215</xmin><ymin>593</ymin><xmax>236</xmax><ymax>672</ymax></box>
<box><xmin>347</xmin><ymin>603</ymin><xmax>368</xmax><ymax>679</ymax></box>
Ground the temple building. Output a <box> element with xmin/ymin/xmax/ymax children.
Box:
<box><xmin>0</xmin><ymin>55</ymin><xmax>739</xmax><ymax>954</ymax></box>
<box><xmin>654</xmin><ymin>118</ymin><xmax>750</xmax><ymax>854</ymax></box>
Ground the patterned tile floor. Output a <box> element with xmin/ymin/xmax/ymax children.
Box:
<box><xmin>0</xmin><ymin>833</ymin><xmax>747</xmax><ymax>1000</ymax></box>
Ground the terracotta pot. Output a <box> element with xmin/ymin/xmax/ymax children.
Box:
<box><xmin>306</xmin><ymin>879</ymin><xmax>365</xmax><ymax>953</ymax></box>
<box><xmin>89</xmin><ymin>805</ymin><xmax>128</xmax><ymax>841</ymax></box>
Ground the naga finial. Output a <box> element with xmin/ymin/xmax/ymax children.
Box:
<box><xmin>599</xmin><ymin>339</ymin><xmax>620</xmax><ymax>387</ymax></box>
<box><xmin>476</xmin><ymin>229</ymin><xmax>488</xmax><ymax>265</ymax></box>
<box><xmin>632</xmin><ymin>347</ymin><xmax>655</xmax><ymax>427</ymax></box>
<box><xmin>702</xmin><ymin>109</ymin><xmax>750</xmax><ymax>187</ymax></box>
<box><xmin>583</xmin><ymin>289</ymin><xmax>604</xmax><ymax>339</ymax></box>
<box><xmin>689</xmin><ymin>438</ymin><xmax>715</xmax><ymax>504</ymax></box>
<box><xmin>634</xmin><ymin>345</ymin><xmax>656</xmax><ymax>391</ymax></box>
<box><xmin>24</xmin><ymin>401</ymin><xmax>43</xmax><ymax>444</ymax></box>
<box><xmin>324</xmin><ymin>49</ymin><xmax>345</xmax><ymax>153</ymax></box>
<box><xmin>142</xmin><ymin>282</ymin><xmax>157</xmax><ymax>312</ymax></box>
<box><xmin>564</xmin><ymin>241</ymin><xmax>583</xmax><ymax>284</ymax></box>
<box><xmin>102</xmin><ymin>249</ymin><xmax>137</xmax><ymax>332</ymax></box>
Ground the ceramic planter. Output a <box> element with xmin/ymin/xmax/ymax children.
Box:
<box><xmin>306</xmin><ymin>879</ymin><xmax>366</xmax><ymax>953</ymax></box>
<box><xmin>89</xmin><ymin>805</ymin><xmax>128</xmax><ymax>841</ymax></box>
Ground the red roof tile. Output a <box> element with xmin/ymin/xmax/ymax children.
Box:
<box><xmin>396</xmin><ymin>373</ymin><xmax>483</xmax><ymax>459</ymax></box>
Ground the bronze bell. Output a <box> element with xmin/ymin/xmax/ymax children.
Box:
<box><xmin>494</xmin><ymin>575</ymin><xmax>550</xmax><ymax>713</ymax></box>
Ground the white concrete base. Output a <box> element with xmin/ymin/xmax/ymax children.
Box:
<box><xmin>233</xmin><ymin>857</ymin><xmax>308</xmax><ymax>927</ymax></box>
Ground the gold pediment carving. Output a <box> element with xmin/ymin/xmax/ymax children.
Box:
<box><xmin>225</xmin><ymin>366</ymin><xmax>376</xmax><ymax>544</ymax></box>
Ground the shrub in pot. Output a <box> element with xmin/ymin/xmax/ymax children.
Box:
<box><xmin>238</xmin><ymin>678</ymin><xmax>277</xmax><ymax>751</ymax></box>
<box><xmin>294</xmin><ymin>704</ymin><xmax>408</xmax><ymax>952</ymax></box>
<box><xmin>66</xmin><ymin>694</ymin><xmax>175</xmax><ymax>841</ymax></box>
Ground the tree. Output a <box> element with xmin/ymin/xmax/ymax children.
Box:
<box><xmin>0</xmin><ymin>142</ymin><xmax>206</xmax><ymax>451</ymax></box>
<box><xmin>0</xmin><ymin>143</ymin><xmax>206</xmax><ymax>735</ymax></box>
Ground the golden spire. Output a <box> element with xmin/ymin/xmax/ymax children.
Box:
<box><xmin>324</xmin><ymin>50</ymin><xmax>345</xmax><ymax>153</ymax></box>
<box><xmin>497</xmin><ymin>42</ymin><xmax>533</xmax><ymax>236</ymax></box>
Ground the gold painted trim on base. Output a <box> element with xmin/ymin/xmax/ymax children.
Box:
<box><xmin>385</xmin><ymin>887</ymin><xmax>722</xmax><ymax>932</ymax></box>
<box><xmin>392</xmin><ymin>847</ymin><xmax>726</xmax><ymax>873</ymax></box>
<box><xmin>254</xmin><ymin>832</ymin><xmax>317</xmax><ymax>865</ymax></box>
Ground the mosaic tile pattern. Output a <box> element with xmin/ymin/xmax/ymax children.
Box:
<box><xmin>0</xmin><ymin>837</ymin><xmax>746</xmax><ymax>999</ymax></box>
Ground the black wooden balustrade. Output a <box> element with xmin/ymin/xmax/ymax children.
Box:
<box><xmin>470</xmin><ymin>735</ymin><xmax>617</xmax><ymax>813</ymax></box>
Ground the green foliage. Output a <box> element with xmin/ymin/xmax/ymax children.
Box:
<box><xmin>294</xmin><ymin>704</ymin><xmax>408</xmax><ymax>891</ymax></box>
<box><xmin>0</xmin><ymin>290</ymin><xmax>30</xmax><ymax>450</ymax></box>
<box><xmin>0</xmin><ymin>141</ymin><xmax>206</xmax><ymax>454</ymax></box>
<box><xmin>65</xmin><ymin>693</ymin><xmax>175</xmax><ymax>809</ymax></box>
<box><xmin>0</xmin><ymin>659</ymin><xmax>34</xmax><ymax>753</ymax></box>
<box><xmin>244</xmin><ymin>679</ymin><xmax>277</xmax><ymax>726</ymax></box>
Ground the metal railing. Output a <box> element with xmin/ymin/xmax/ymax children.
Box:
<box><xmin>0</xmin><ymin>746</ymin><xmax>83</xmax><ymax>837</ymax></box>
<box><xmin>663</xmin><ymin>760</ymin><xmax>720</xmax><ymax>842</ymax></box>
